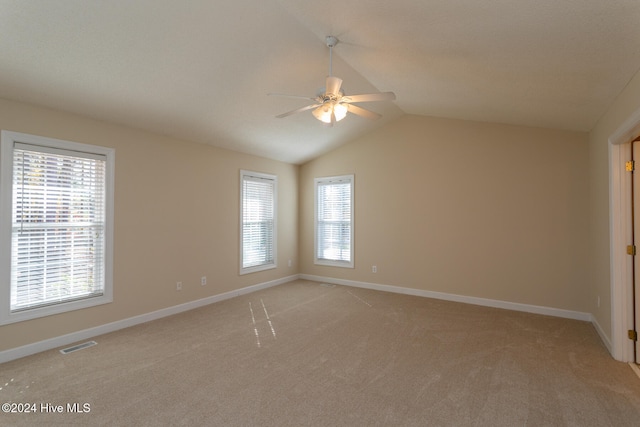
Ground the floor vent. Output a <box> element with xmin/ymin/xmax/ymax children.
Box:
<box><xmin>60</xmin><ymin>341</ymin><xmax>97</xmax><ymax>355</ymax></box>
<box><xmin>320</xmin><ymin>283</ymin><xmax>335</xmax><ymax>288</ymax></box>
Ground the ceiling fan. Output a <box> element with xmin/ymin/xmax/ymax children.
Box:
<box><xmin>269</xmin><ymin>36</ymin><xmax>396</xmax><ymax>125</ymax></box>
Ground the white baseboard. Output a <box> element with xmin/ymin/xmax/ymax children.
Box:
<box><xmin>591</xmin><ymin>315</ymin><xmax>613</xmax><ymax>354</ymax></box>
<box><xmin>300</xmin><ymin>274</ymin><xmax>593</xmax><ymax>322</ymax></box>
<box><xmin>629</xmin><ymin>362</ymin><xmax>640</xmax><ymax>379</ymax></box>
<box><xmin>0</xmin><ymin>275</ymin><xmax>299</xmax><ymax>364</ymax></box>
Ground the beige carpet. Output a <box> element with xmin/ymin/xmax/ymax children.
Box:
<box><xmin>1</xmin><ymin>279</ymin><xmax>640</xmax><ymax>426</ymax></box>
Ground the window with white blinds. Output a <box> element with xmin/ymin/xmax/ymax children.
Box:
<box><xmin>0</xmin><ymin>131</ymin><xmax>114</xmax><ymax>324</ymax></box>
<box><xmin>315</xmin><ymin>175</ymin><xmax>354</xmax><ymax>268</ymax></box>
<box><xmin>240</xmin><ymin>170</ymin><xmax>277</xmax><ymax>274</ymax></box>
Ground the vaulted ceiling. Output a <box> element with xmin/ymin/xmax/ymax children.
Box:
<box><xmin>1</xmin><ymin>1</ymin><xmax>639</xmax><ymax>164</ymax></box>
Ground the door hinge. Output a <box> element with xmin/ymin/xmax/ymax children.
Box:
<box><xmin>629</xmin><ymin>330</ymin><xmax>638</xmax><ymax>341</ymax></box>
<box><xmin>627</xmin><ymin>245</ymin><xmax>637</xmax><ymax>256</ymax></box>
<box><xmin>627</xmin><ymin>160</ymin><xmax>635</xmax><ymax>172</ymax></box>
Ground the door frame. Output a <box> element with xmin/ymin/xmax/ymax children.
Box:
<box><xmin>610</xmin><ymin>106</ymin><xmax>640</xmax><ymax>362</ymax></box>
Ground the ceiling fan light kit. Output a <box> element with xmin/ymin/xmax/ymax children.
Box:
<box><xmin>313</xmin><ymin>101</ymin><xmax>348</xmax><ymax>123</ymax></box>
<box><xmin>269</xmin><ymin>36</ymin><xmax>396</xmax><ymax>125</ymax></box>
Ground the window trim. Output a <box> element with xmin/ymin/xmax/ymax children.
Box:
<box><xmin>314</xmin><ymin>174</ymin><xmax>354</xmax><ymax>268</ymax></box>
<box><xmin>0</xmin><ymin>130</ymin><xmax>114</xmax><ymax>325</ymax></box>
<box><xmin>239</xmin><ymin>170</ymin><xmax>277</xmax><ymax>275</ymax></box>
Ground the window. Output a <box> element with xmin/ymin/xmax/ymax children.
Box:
<box><xmin>0</xmin><ymin>131</ymin><xmax>114</xmax><ymax>325</ymax></box>
<box><xmin>315</xmin><ymin>174</ymin><xmax>354</xmax><ymax>268</ymax></box>
<box><xmin>240</xmin><ymin>170</ymin><xmax>277</xmax><ymax>274</ymax></box>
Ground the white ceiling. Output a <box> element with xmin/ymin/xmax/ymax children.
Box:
<box><xmin>0</xmin><ymin>1</ymin><xmax>639</xmax><ymax>164</ymax></box>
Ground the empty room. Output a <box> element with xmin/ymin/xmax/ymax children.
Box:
<box><xmin>1</xmin><ymin>1</ymin><xmax>640</xmax><ymax>426</ymax></box>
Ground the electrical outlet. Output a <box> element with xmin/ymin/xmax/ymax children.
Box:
<box><xmin>372</xmin><ymin>265</ymin><xmax>377</xmax><ymax>273</ymax></box>
<box><xmin>288</xmin><ymin>259</ymin><xmax>292</xmax><ymax>267</ymax></box>
<box><xmin>176</xmin><ymin>281</ymin><xmax>182</xmax><ymax>291</ymax></box>
<box><xmin>201</xmin><ymin>276</ymin><xmax>207</xmax><ymax>286</ymax></box>
<box><xmin>597</xmin><ymin>296</ymin><xmax>600</xmax><ymax>308</ymax></box>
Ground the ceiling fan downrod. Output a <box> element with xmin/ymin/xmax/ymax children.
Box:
<box><xmin>326</xmin><ymin>36</ymin><xmax>338</xmax><ymax>77</ymax></box>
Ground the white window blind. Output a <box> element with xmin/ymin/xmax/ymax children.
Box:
<box><xmin>315</xmin><ymin>175</ymin><xmax>354</xmax><ymax>267</ymax></box>
<box><xmin>10</xmin><ymin>142</ymin><xmax>107</xmax><ymax>312</ymax></box>
<box><xmin>240</xmin><ymin>171</ymin><xmax>276</xmax><ymax>273</ymax></box>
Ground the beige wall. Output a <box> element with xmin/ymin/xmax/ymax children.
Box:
<box><xmin>300</xmin><ymin>115</ymin><xmax>590</xmax><ymax>311</ymax></box>
<box><xmin>588</xmin><ymin>68</ymin><xmax>640</xmax><ymax>340</ymax></box>
<box><xmin>5</xmin><ymin>79</ymin><xmax>632</xmax><ymax>355</ymax></box>
<box><xmin>0</xmin><ymin>98</ymin><xmax>298</xmax><ymax>352</ymax></box>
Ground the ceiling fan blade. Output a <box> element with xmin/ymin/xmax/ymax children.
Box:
<box><xmin>275</xmin><ymin>103</ymin><xmax>322</xmax><ymax>118</ymax></box>
<box><xmin>346</xmin><ymin>103</ymin><xmax>382</xmax><ymax>120</ymax></box>
<box><xmin>342</xmin><ymin>92</ymin><xmax>396</xmax><ymax>103</ymax></box>
<box><xmin>326</xmin><ymin>76</ymin><xmax>343</xmax><ymax>96</ymax></box>
<box><xmin>268</xmin><ymin>93</ymin><xmax>317</xmax><ymax>101</ymax></box>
